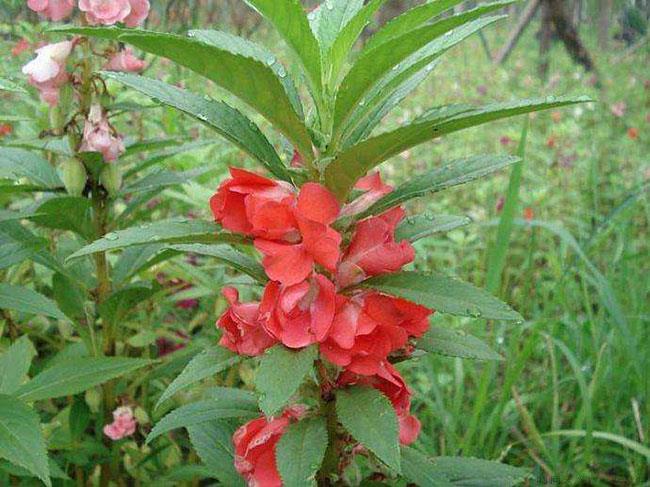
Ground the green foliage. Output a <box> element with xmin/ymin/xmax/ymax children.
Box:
<box><xmin>187</xmin><ymin>421</ymin><xmax>244</xmax><ymax>486</ymax></box>
<box><xmin>0</xmin><ymin>284</ymin><xmax>67</xmax><ymax>321</ymax></box>
<box><xmin>15</xmin><ymin>357</ymin><xmax>150</xmax><ymax>402</ymax></box>
<box><xmin>156</xmin><ymin>346</ymin><xmax>241</xmax><ymax>408</ymax></box>
<box><xmin>0</xmin><ymin>395</ymin><xmax>50</xmax><ymax>486</ymax></box>
<box><xmin>102</xmin><ymin>71</ymin><xmax>291</xmax><ymax>181</ymax></box>
<box><xmin>418</xmin><ymin>327</ymin><xmax>503</xmax><ymax>361</ymax></box>
<box><xmin>255</xmin><ymin>345</ymin><xmax>317</xmax><ymax>416</ymax></box>
<box><xmin>118</xmin><ymin>31</ymin><xmax>313</xmax><ymax>160</ymax></box>
<box><xmin>360</xmin><ymin>272</ymin><xmax>522</xmax><ymax>321</ymax></box>
<box><xmin>337</xmin><ymin>386</ymin><xmax>401</xmax><ymax>473</ymax></box>
<box><xmin>0</xmin><ymin>148</ymin><xmax>63</xmax><ymax>189</ymax></box>
<box><xmin>360</xmin><ymin>154</ymin><xmax>520</xmax><ymax>219</ymax></box>
<box><xmin>147</xmin><ymin>388</ymin><xmax>259</xmax><ymax>443</ymax></box>
<box><xmin>395</xmin><ymin>214</ymin><xmax>472</xmax><ymax>243</ymax></box>
<box><xmin>67</xmin><ymin>218</ymin><xmax>243</xmax><ymax>260</ymax></box>
<box><xmin>276</xmin><ymin>417</ymin><xmax>328</xmax><ymax>487</ymax></box>
<box><xmin>0</xmin><ymin>337</ymin><xmax>36</xmax><ymax>394</ymax></box>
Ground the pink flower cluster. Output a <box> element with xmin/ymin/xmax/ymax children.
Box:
<box><xmin>27</xmin><ymin>0</ymin><xmax>150</xmax><ymax>26</ymax></box>
<box><xmin>212</xmin><ymin>167</ymin><xmax>434</xmax><ymax>483</ymax></box>
<box><xmin>79</xmin><ymin>104</ymin><xmax>125</xmax><ymax>161</ymax></box>
<box><xmin>103</xmin><ymin>406</ymin><xmax>137</xmax><ymax>441</ymax></box>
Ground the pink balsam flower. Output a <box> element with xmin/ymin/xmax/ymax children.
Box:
<box><xmin>79</xmin><ymin>104</ymin><xmax>125</xmax><ymax>162</ymax></box>
<box><xmin>79</xmin><ymin>0</ymin><xmax>149</xmax><ymax>26</ymax></box>
<box><xmin>22</xmin><ymin>41</ymin><xmax>72</xmax><ymax>107</ymax></box>
<box><xmin>103</xmin><ymin>406</ymin><xmax>137</xmax><ymax>441</ymax></box>
<box><xmin>27</xmin><ymin>0</ymin><xmax>75</xmax><ymax>21</ymax></box>
<box><xmin>104</xmin><ymin>48</ymin><xmax>146</xmax><ymax>72</ymax></box>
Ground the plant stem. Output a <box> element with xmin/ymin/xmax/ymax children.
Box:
<box><xmin>92</xmin><ymin>186</ymin><xmax>116</xmax><ymax>487</ymax></box>
<box><xmin>318</xmin><ymin>400</ymin><xmax>341</xmax><ymax>486</ymax></box>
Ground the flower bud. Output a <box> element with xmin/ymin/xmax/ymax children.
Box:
<box><xmin>61</xmin><ymin>158</ymin><xmax>87</xmax><ymax>196</ymax></box>
<box><xmin>100</xmin><ymin>163</ymin><xmax>122</xmax><ymax>197</ymax></box>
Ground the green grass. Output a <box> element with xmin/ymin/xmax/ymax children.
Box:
<box><xmin>389</xmin><ymin>24</ymin><xmax>649</xmax><ymax>486</ymax></box>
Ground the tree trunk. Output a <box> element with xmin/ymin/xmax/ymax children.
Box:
<box><xmin>538</xmin><ymin>1</ymin><xmax>553</xmax><ymax>80</ymax></box>
<box><xmin>494</xmin><ymin>0</ymin><xmax>541</xmax><ymax>64</ymax></box>
<box><xmin>546</xmin><ymin>0</ymin><xmax>597</xmax><ymax>73</ymax></box>
<box><xmin>598</xmin><ymin>0</ymin><xmax>613</xmax><ymax>49</ymax></box>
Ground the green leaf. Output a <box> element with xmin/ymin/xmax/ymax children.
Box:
<box><xmin>276</xmin><ymin>417</ymin><xmax>328</xmax><ymax>487</ymax></box>
<box><xmin>48</xmin><ymin>24</ymin><xmax>132</xmax><ymax>40</ymax></box>
<box><xmin>326</xmin><ymin>95</ymin><xmax>591</xmax><ymax>199</ymax></box>
<box><xmin>400</xmin><ymin>446</ymin><xmax>453</xmax><ymax>487</ymax></box>
<box><xmin>336</xmin><ymin>386</ymin><xmax>400</xmax><ymax>472</ymax></box>
<box><xmin>117</xmin><ymin>31</ymin><xmax>313</xmax><ymax>160</ymax></box>
<box><xmin>421</xmin><ymin>455</ymin><xmax>531</xmax><ymax>486</ymax></box>
<box><xmin>255</xmin><ymin>345</ymin><xmax>317</xmax><ymax>416</ymax></box>
<box><xmin>4</xmin><ymin>137</ymin><xmax>72</xmax><ymax>156</ymax></box>
<box><xmin>343</xmin><ymin>59</ymin><xmax>439</xmax><ymax>147</ymax></box>
<box><xmin>31</xmin><ymin>196</ymin><xmax>93</xmax><ymax>239</ymax></box>
<box><xmin>0</xmin><ymin>222</ymin><xmax>66</xmax><ymax>275</ymax></box>
<box><xmin>112</xmin><ymin>244</ymin><xmax>171</xmax><ymax>284</ymax></box>
<box><xmin>417</xmin><ymin>327</ymin><xmax>503</xmax><ymax>361</ymax></box>
<box><xmin>486</xmin><ymin>120</ymin><xmax>529</xmax><ymax>294</ymax></box>
<box><xmin>187</xmin><ymin>421</ymin><xmax>244</xmax><ymax>486</ymax></box>
<box><xmin>103</xmin><ymin>72</ymin><xmax>291</xmax><ymax>181</ymax></box>
<box><xmin>98</xmin><ymin>282</ymin><xmax>159</xmax><ymax>325</ymax></box>
<box><xmin>0</xmin><ymin>395</ymin><xmax>50</xmax><ymax>487</ymax></box>
<box><xmin>243</xmin><ymin>0</ymin><xmax>322</xmax><ymax>97</ymax></box>
<box><xmin>365</xmin><ymin>0</ymin><xmax>466</xmax><ymax>51</ymax></box>
<box><xmin>0</xmin><ymin>209</ymin><xmax>40</xmax><ymax>222</ymax></box>
<box><xmin>361</xmin><ymin>155</ymin><xmax>520</xmax><ymax>218</ymax></box>
<box><xmin>52</xmin><ymin>272</ymin><xmax>87</xmax><ymax>322</ymax></box>
<box><xmin>0</xmin><ymin>77</ymin><xmax>27</xmax><ymax>94</ymax></box>
<box><xmin>309</xmin><ymin>0</ymin><xmax>364</xmax><ymax>50</ymax></box>
<box><xmin>395</xmin><ymin>214</ymin><xmax>472</xmax><ymax>243</ymax></box>
<box><xmin>334</xmin><ymin>5</ymin><xmax>509</xmax><ymax>131</ymax></box>
<box><xmin>147</xmin><ymin>388</ymin><xmax>259</xmax><ymax>443</ymax></box>
<box><xmin>0</xmin><ymin>336</ymin><xmax>36</xmax><ymax>394</ymax></box>
<box><xmin>66</xmin><ymin>218</ymin><xmax>243</xmax><ymax>261</ymax></box>
<box><xmin>120</xmin><ymin>167</ymin><xmax>211</xmax><ymax>195</ymax></box>
<box><xmin>189</xmin><ymin>29</ymin><xmax>304</xmax><ymax>119</ymax></box>
<box><xmin>156</xmin><ymin>346</ymin><xmax>241</xmax><ymax>408</ymax></box>
<box><xmin>328</xmin><ymin>0</ymin><xmax>386</xmax><ymax>87</ymax></box>
<box><xmin>16</xmin><ymin>357</ymin><xmax>150</xmax><ymax>402</ymax></box>
<box><xmin>359</xmin><ymin>272</ymin><xmax>522</xmax><ymax>321</ymax></box>
<box><xmin>0</xmin><ymin>148</ymin><xmax>63</xmax><ymax>188</ymax></box>
<box><xmin>167</xmin><ymin>244</ymin><xmax>267</xmax><ymax>283</ymax></box>
<box><xmin>0</xmin><ymin>284</ymin><xmax>67</xmax><ymax>321</ymax></box>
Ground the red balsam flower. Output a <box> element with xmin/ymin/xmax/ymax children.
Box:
<box><xmin>337</xmin><ymin>207</ymin><xmax>414</xmax><ymax>288</ymax></box>
<box><xmin>320</xmin><ymin>292</ymin><xmax>431</xmax><ymax>380</ymax></box>
<box><xmin>211</xmin><ymin>169</ymin><xmax>342</xmax><ymax>286</ymax></box>
<box><xmin>233</xmin><ymin>406</ymin><xmax>306</xmax><ymax>487</ymax></box>
<box><xmin>217</xmin><ymin>287</ymin><xmax>276</xmax><ymax>356</ymax></box>
<box><xmin>259</xmin><ymin>274</ymin><xmax>336</xmax><ymax>348</ymax></box>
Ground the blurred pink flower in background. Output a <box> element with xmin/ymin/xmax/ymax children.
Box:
<box><xmin>27</xmin><ymin>0</ymin><xmax>75</xmax><ymax>21</ymax></box>
<box><xmin>104</xmin><ymin>48</ymin><xmax>146</xmax><ymax>72</ymax></box>
<box><xmin>22</xmin><ymin>41</ymin><xmax>73</xmax><ymax>107</ymax></box>
<box><xmin>103</xmin><ymin>406</ymin><xmax>137</xmax><ymax>441</ymax></box>
<box><xmin>80</xmin><ymin>104</ymin><xmax>125</xmax><ymax>162</ymax></box>
<box><xmin>79</xmin><ymin>0</ymin><xmax>149</xmax><ymax>26</ymax></box>
<box><xmin>12</xmin><ymin>39</ymin><xmax>30</xmax><ymax>57</ymax></box>
<box><xmin>499</xmin><ymin>135</ymin><xmax>513</xmax><ymax>146</ymax></box>
<box><xmin>610</xmin><ymin>101</ymin><xmax>626</xmax><ymax>118</ymax></box>
<box><xmin>79</xmin><ymin>0</ymin><xmax>131</xmax><ymax>25</ymax></box>
<box><xmin>123</xmin><ymin>0</ymin><xmax>150</xmax><ymax>27</ymax></box>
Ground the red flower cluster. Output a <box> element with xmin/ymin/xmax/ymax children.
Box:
<box><xmin>212</xmin><ymin>167</ymin><xmax>433</xmax><ymax>481</ymax></box>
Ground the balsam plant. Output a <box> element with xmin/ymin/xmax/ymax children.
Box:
<box><xmin>0</xmin><ymin>0</ymin><xmax>590</xmax><ymax>486</ymax></box>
